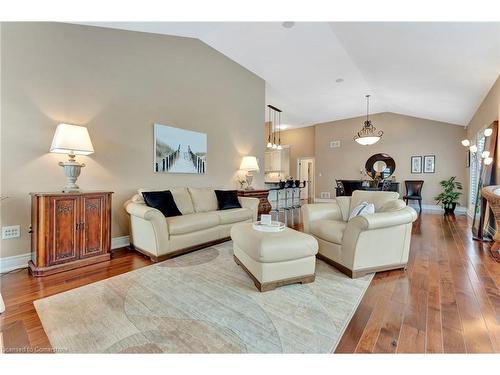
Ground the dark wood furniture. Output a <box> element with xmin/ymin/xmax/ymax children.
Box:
<box><xmin>29</xmin><ymin>191</ymin><xmax>113</xmax><ymax>277</ymax></box>
<box><xmin>403</xmin><ymin>180</ymin><xmax>424</xmax><ymax>213</ymax></box>
<box><xmin>335</xmin><ymin>179</ymin><xmax>400</xmax><ymax>196</ymax></box>
<box><xmin>237</xmin><ymin>189</ymin><xmax>271</xmax><ymax>219</ymax></box>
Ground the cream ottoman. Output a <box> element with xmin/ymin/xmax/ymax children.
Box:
<box><xmin>230</xmin><ymin>223</ymin><xmax>319</xmax><ymax>292</ymax></box>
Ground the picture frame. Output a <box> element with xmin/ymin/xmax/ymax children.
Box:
<box><xmin>411</xmin><ymin>156</ymin><xmax>422</xmax><ymax>174</ymax></box>
<box><xmin>423</xmin><ymin>155</ymin><xmax>436</xmax><ymax>173</ymax></box>
<box><xmin>154</xmin><ymin>123</ymin><xmax>207</xmax><ymax>174</ymax></box>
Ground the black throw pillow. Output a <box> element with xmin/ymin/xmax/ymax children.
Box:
<box><xmin>214</xmin><ymin>190</ymin><xmax>242</xmax><ymax>210</ymax></box>
<box><xmin>142</xmin><ymin>190</ymin><xmax>182</xmax><ymax>217</ymax></box>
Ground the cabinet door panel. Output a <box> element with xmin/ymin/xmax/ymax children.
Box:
<box><xmin>48</xmin><ymin>196</ymin><xmax>79</xmax><ymax>265</ymax></box>
<box><xmin>80</xmin><ymin>195</ymin><xmax>107</xmax><ymax>258</ymax></box>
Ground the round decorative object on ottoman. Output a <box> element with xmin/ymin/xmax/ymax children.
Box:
<box><xmin>230</xmin><ymin>223</ymin><xmax>319</xmax><ymax>292</ymax></box>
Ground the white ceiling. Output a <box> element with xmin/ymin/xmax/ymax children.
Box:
<box><xmin>81</xmin><ymin>22</ymin><xmax>500</xmax><ymax>128</ymax></box>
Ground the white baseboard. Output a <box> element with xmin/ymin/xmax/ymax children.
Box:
<box><xmin>314</xmin><ymin>198</ymin><xmax>335</xmax><ymax>203</ymax></box>
<box><xmin>0</xmin><ymin>235</ymin><xmax>131</xmax><ymax>274</ymax></box>
<box><xmin>0</xmin><ymin>253</ymin><xmax>32</xmax><ymax>273</ymax></box>
<box><xmin>111</xmin><ymin>235</ymin><xmax>130</xmax><ymax>250</ymax></box>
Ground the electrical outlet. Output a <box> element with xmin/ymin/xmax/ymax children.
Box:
<box><xmin>330</xmin><ymin>140</ymin><xmax>341</xmax><ymax>148</ymax></box>
<box><xmin>320</xmin><ymin>192</ymin><xmax>331</xmax><ymax>199</ymax></box>
<box><xmin>2</xmin><ymin>225</ymin><xmax>20</xmax><ymax>239</ymax></box>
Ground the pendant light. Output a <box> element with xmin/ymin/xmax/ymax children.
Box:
<box><xmin>277</xmin><ymin>111</ymin><xmax>282</xmax><ymax>150</ymax></box>
<box><xmin>266</xmin><ymin>106</ymin><xmax>272</xmax><ymax>148</ymax></box>
<box><xmin>267</xmin><ymin>105</ymin><xmax>282</xmax><ymax>149</ymax></box>
<box><xmin>354</xmin><ymin>95</ymin><xmax>383</xmax><ymax>146</ymax></box>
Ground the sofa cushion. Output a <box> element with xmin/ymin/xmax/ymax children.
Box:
<box><xmin>214</xmin><ymin>190</ymin><xmax>242</xmax><ymax>210</ymax></box>
<box><xmin>217</xmin><ymin>208</ymin><xmax>253</xmax><ymax>225</ymax></box>
<box><xmin>142</xmin><ymin>190</ymin><xmax>182</xmax><ymax>218</ymax></box>
<box><xmin>310</xmin><ymin>219</ymin><xmax>346</xmax><ymax>244</ymax></box>
<box><xmin>136</xmin><ymin>187</ymin><xmax>194</xmax><ymax>214</ymax></box>
<box><xmin>379</xmin><ymin>199</ymin><xmax>406</xmax><ymax>213</ymax></box>
<box><xmin>350</xmin><ymin>190</ymin><xmax>399</xmax><ymax>212</ymax></box>
<box><xmin>188</xmin><ymin>188</ymin><xmax>218</xmax><ymax>212</ymax></box>
<box><xmin>166</xmin><ymin>212</ymin><xmax>219</xmax><ymax>235</ymax></box>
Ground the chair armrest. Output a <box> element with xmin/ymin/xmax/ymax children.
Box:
<box><xmin>301</xmin><ymin>202</ymin><xmax>343</xmax><ymax>233</ymax></box>
<box><xmin>348</xmin><ymin>206</ymin><xmax>417</xmax><ymax>230</ymax></box>
<box><xmin>238</xmin><ymin>197</ymin><xmax>259</xmax><ymax>221</ymax></box>
<box><xmin>124</xmin><ymin>200</ymin><xmax>170</xmax><ymax>252</ymax></box>
<box><xmin>125</xmin><ymin>200</ymin><xmax>164</xmax><ymax>221</ymax></box>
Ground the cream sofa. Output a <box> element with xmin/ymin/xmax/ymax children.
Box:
<box><xmin>124</xmin><ymin>187</ymin><xmax>259</xmax><ymax>261</ymax></box>
<box><xmin>302</xmin><ymin>190</ymin><xmax>418</xmax><ymax>278</ymax></box>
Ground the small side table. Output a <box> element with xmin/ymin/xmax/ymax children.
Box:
<box><xmin>237</xmin><ymin>189</ymin><xmax>271</xmax><ymax>219</ymax></box>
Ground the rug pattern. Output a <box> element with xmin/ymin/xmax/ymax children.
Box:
<box><xmin>34</xmin><ymin>242</ymin><xmax>373</xmax><ymax>353</ymax></box>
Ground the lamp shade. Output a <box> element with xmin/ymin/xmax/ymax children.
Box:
<box><xmin>50</xmin><ymin>124</ymin><xmax>94</xmax><ymax>155</ymax></box>
<box><xmin>240</xmin><ymin>156</ymin><xmax>259</xmax><ymax>171</ymax></box>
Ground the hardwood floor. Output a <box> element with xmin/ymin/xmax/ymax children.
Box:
<box><xmin>1</xmin><ymin>213</ymin><xmax>499</xmax><ymax>353</ymax></box>
<box><xmin>336</xmin><ymin>213</ymin><xmax>500</xmax><ymax>353</ymax></box>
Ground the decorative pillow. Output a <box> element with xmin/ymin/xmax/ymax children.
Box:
<box><xmin>142</xmin><ymin>190</ymin><xmax>182</xmax><ymax>217</ymax></box>
<box><xmin>214</xmin><ymin>190</ymin><xmax>242</xmax><ymax>210</ymax></box>
<box><xmin>348</xmin><ymin>201</ymin><xmax>375</xmax><ymax>221</ymax></box>
<box><xmin>137</xmin><ymin>188</ymin><xmax>194</xmax><ymax>214</ymax></box>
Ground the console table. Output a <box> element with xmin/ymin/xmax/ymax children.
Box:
<box><xmin>336</xmin><ymin>179</ymin><xmax>399</xmax><ymax>196</ymax></box>
<box><xmin>237</xmin><ymin>189</ymin><xmax>271</xmax><ymax>219</ymax></box>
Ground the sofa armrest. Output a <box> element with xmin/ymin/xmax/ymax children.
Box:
<box><xmin>238</xmin><ymin>197</ymin><xmax>259</xmax><ymax>221</ymax></box>
<box><xmin>124</xmin><ymin>200</ymin><xmax>169</xmax><ymax>256</ymax></box>
<box><xmin>348</xmin><ymin>206</ymin><xmax>417</xmax><ymax>231</ymax></box>
<box><xmin>301</xmin><ymin>202</ymin><xmax>343</xmax><ymax>233</ymax></box>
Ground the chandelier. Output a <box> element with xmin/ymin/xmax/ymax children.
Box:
<box><xmin>354</xmin><ymin>95</ymin><xmax>383</xmax><ymax>146</ymax></box>
<box><xmin>266</xmin><ymin>104</ymin><xmax>282</xmax><ymax>150</ymax></box>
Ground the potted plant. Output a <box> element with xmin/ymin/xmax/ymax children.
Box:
<box><xmin>435</xmin><ymin>176</ymin><xmax>463</xmax><ymax>215</ymax></box>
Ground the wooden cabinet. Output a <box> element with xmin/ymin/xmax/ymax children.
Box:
<box><xmin>29</xmin><ymin>191</ymin><xmax>112</xmax><ymax>277</ymax></box>
<box><xmin>237</xmin><ymin>190</ymin><xmax>271</xmax><ymax>219</ymax></box>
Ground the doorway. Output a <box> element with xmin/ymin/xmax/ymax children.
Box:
<box><xmin>297</xmin><ymin>157</ymin><xmax>315</xmax><ymax>203</ymax></box>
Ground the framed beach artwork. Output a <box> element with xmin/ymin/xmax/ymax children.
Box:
<box><xmin>423</xmin><ymin>155</ymin><xmax>436</xmax><ymax>173</ymax></box>
<box><xmin>154</xmin><ymin>123</ymin><xmax>207</xmax><ymax>174</ymax></box>
<box><xmin>411</xmin><ymin>156</ymin><xmax>422</xmax><ymax>174</ymax></box>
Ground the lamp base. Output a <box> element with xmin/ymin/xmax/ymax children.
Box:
<box><xmin>59</xmin><ymin>159</ymin><xmax>85</xmax><ymax>192</ymax></box>
<box><xmin>245</xmin><ymin>173</ymin><xmax>255</xmax><ymax>190</ymax></box>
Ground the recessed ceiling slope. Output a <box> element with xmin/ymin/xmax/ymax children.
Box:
<box><xmin>79</xmin><ymin>22</ymin><xmax>500</xmax><ymax>128</ymax></box>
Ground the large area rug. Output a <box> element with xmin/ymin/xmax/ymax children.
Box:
<box><xmin>34</xmin><ymin>241</ymin><xmax>373</xmax><ymax>353</ymax></box>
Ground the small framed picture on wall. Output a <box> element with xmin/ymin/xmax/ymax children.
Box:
<box><xmin>424</xmin><ymin>155</ymin><xmax>436</xmax><ymax>173</ymax></box>
<box><xmin>411</xmin><ymin>156</ymin><xmax>422</xmax><ymax>174</ymax></box>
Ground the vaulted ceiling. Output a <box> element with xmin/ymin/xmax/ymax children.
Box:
<box><xmin>81</xmin><ymin>22</ymin><xmax>500</xmax><ymax>128</ymax></box>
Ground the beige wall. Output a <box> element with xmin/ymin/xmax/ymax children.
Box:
<box><xmin>279</xmin><ymin>126</ymin><xmax>315</xmax><ymax>178</ymax></box>
<box><xmin>314</xmin><ymin>112</ymin><xmax>467</xmax><ymax>205</ymax></box>
<box><xmin>0</xmin><ymin>23</ymin><xmax>265</xmax><ymax>259</ymax></box>
<box><xmin>466</xmin><ymin>76</ymin><xmax>499</xmax><ymax>200</ymax></box>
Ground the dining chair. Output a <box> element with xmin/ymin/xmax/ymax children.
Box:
<box><xmin>335</xmin><ymin>180</ymin><xmax>346</xmax><ymax>196</ymax></box>
<box><xmin>381</xmin><ymin>179</ymin><xmax>392</xmax><ymax>191</ymax></box>
<box><xmin>403</xmin><ymin>180</ymin><xmax>424</xmax><ymax>213</ymax></box>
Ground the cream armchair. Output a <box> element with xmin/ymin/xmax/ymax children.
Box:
<box><xmin>302</xmin><ymin>191</ymin><xmax>418</xmax><ymax>278</ymax></box>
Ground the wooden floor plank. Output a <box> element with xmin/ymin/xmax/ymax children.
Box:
<box><xmin>1</xmin><ymin>213</ymin><xmax>500</xmax><ymax>353</ymax></box>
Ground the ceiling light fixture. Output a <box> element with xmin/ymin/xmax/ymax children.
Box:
<box><xmin>484</xmin><ymin>128</ymin><xmax>493</xmax><ymax>137</ymax></box>
<box><xmin>354</xmin><ymin>95</ymin><xmax>383</xmax><ymax>146</ymax></box>
<box><xmin>461</xmin><ymin>139</ymin><xmax>470</xmax><ymax>147</ymax></box>
<box><xmin>267</xmin><ymin>104</ymin><xmax>283</xmax><ymax>150</ymax></box>
<box><xmin>282</xmin><ymin>22</ymin><xmax>295</xmax><ymax>29</ymax></box>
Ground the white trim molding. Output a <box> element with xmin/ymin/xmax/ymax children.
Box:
<box><xmin>0</xmin><ymin>235</ymin><xmax>131</xmax><ymax>274</ymax></box>
<box><xmin>0</xmin><ymin>253</ymin><xmax>31</xmax><ymax>273</ymax></box>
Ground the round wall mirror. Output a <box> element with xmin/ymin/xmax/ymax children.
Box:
<box><xmin>365</xmin><ymin>153</ymin><xmax>396</xmax><ymax>179</ymax></box>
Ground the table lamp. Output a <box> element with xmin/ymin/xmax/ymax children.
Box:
<box><xmin>50</xmin><ymin>123</ymin><xmax>94</xmax><ymax>192</ymax></box>
<box><xmin>240</xmin><ymin>156</ymin><xmax>259</xmax><ymax>190</ymax></box>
